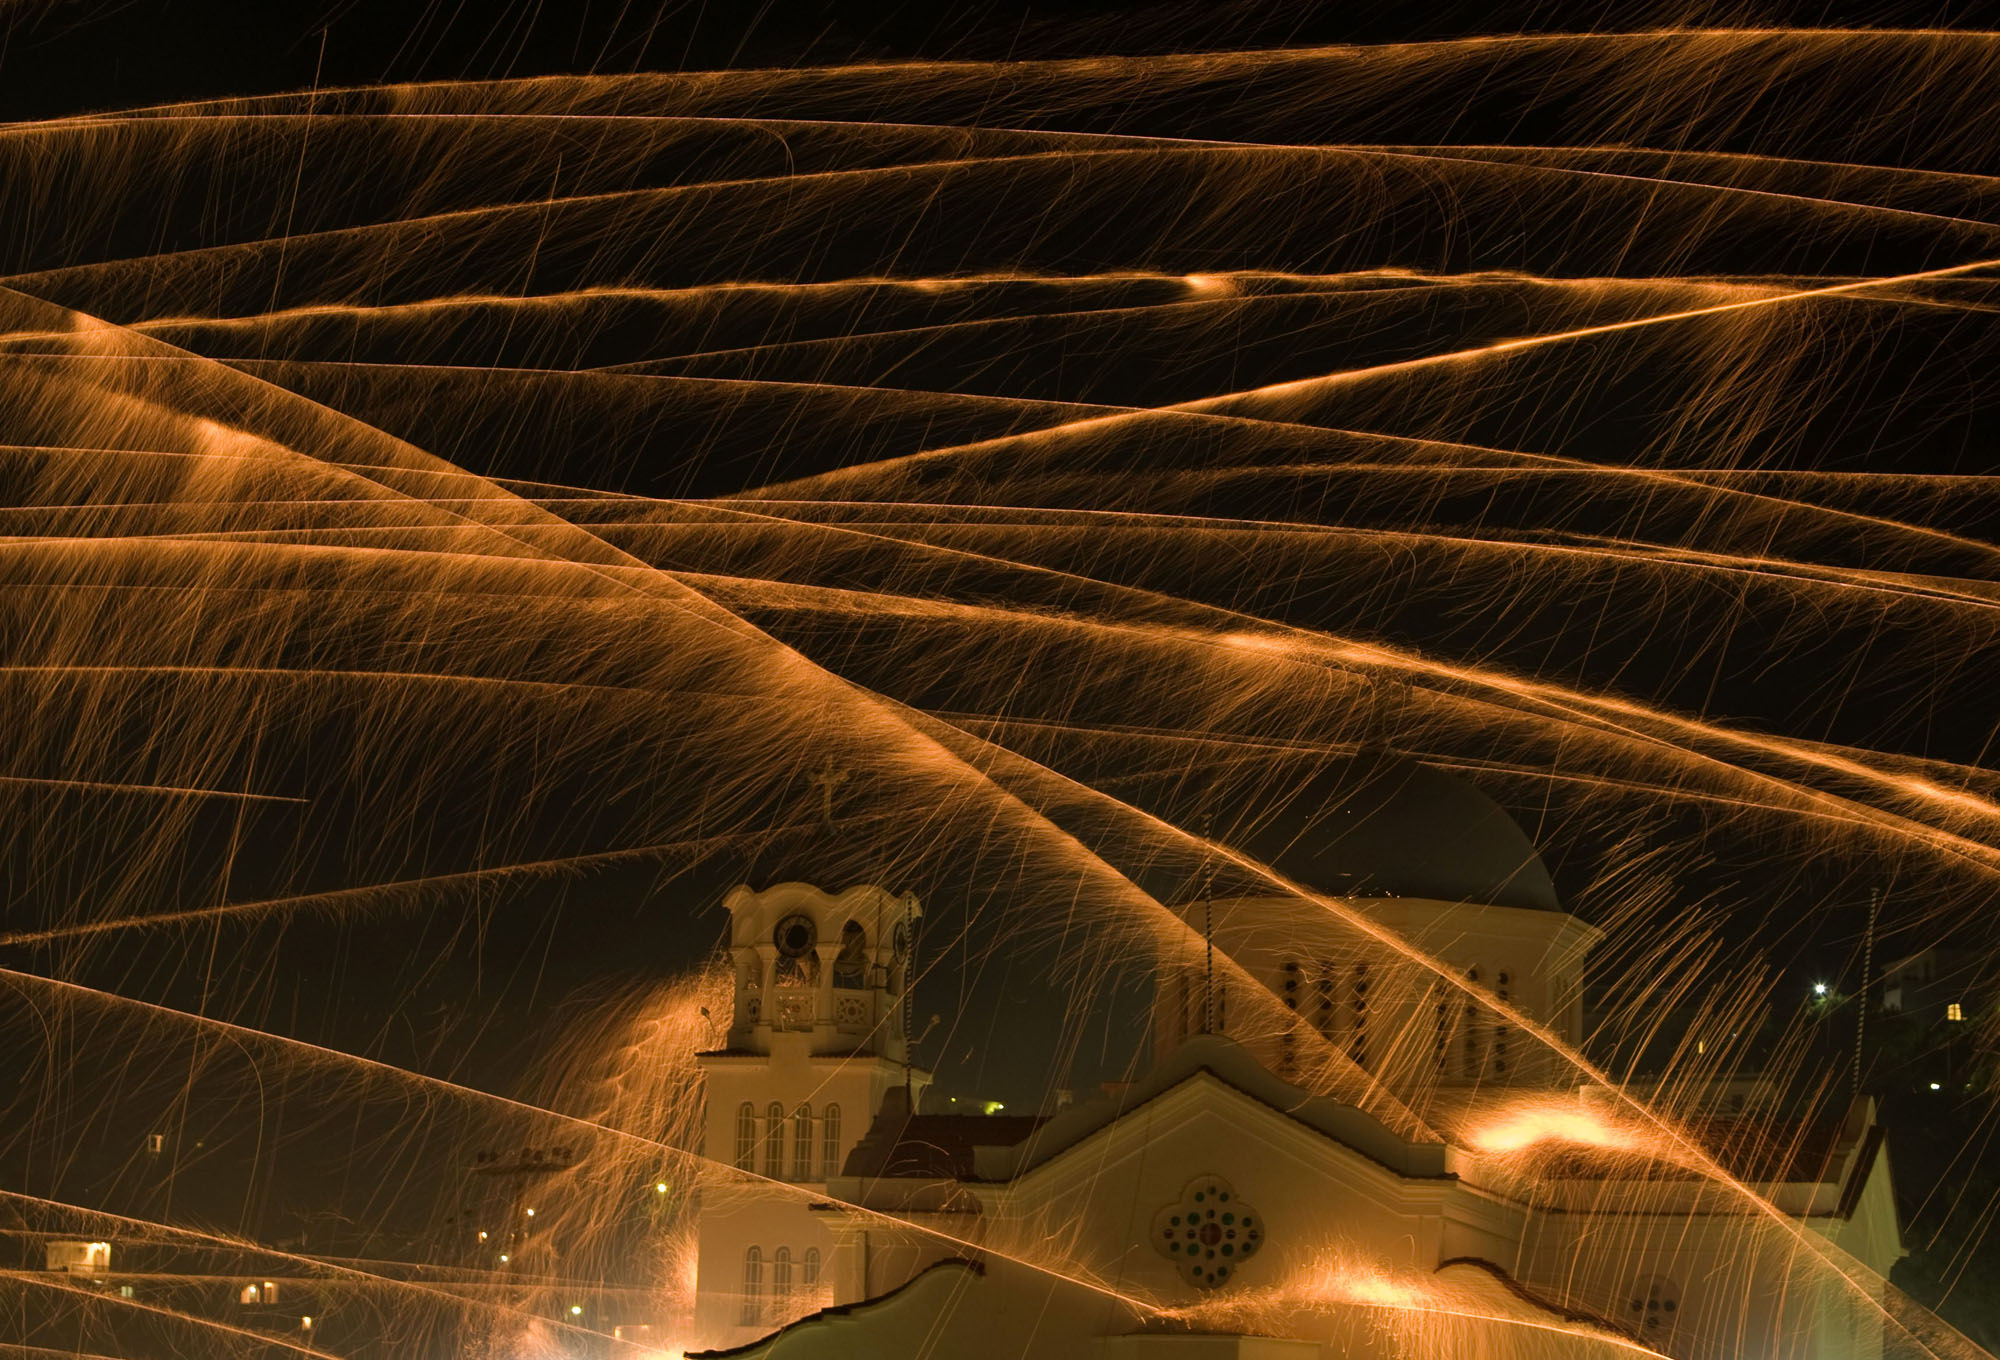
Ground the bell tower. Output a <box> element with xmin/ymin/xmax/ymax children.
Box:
<box><xmin>692</xmin><ymin>882</ymin><xmax>926</xmax><ymax>1344</ymax></box>
<box><xmin>716</xmin><ymin>881</ymin><xmax>922</xmax><ymax>1064</ymax></box>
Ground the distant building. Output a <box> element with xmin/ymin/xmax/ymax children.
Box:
<box><xmin>1880</xmin><ymin>947</ymin><xmax>1974</xmax><ymax>1023</ymax></box>
<box><xmin>43</xmin><ymin>1240</ymin><xmax>110</xmax><ymax>1276</ymax></box>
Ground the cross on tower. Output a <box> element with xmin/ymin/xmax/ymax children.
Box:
<box><xmin>809</xmin><ymin>757</ymin><xmax>850</xmax><ymax>831</ymax></box>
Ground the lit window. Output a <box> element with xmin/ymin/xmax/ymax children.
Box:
<box><xmin>1947</xmin><ymin>1003</ymin><xmax>1964</xmax><ymax>1022</ymax></box>
<box><xmin>239</xmin><ymin>1284</ymin><xmax>262</xmax><ymax>1305</ymax></box>
<box><xmin>764</xmin><ymin>1102</ymin><xmax>785</xmax><ymax>1176</ymax></box>
<box><xmin>741</xmin><ymin>1247</ymin><xmax>763</xmax><ymax>1325</ymax></box>
<box><xmin>119</xmin><ymin>1285</ymin><xmax>134</xmax><ymax>1299</ymax></box>
<box><xmin>734</xmin><ymin>1102</ymin><xmax>756</xmax><ymax>1170</ymax></box>
<box><xmin>793</xmin><ymin>1105</ymin><xmax>814</xmax><ymax>1180</ymax></box>
<box><xmin>821</xmin><ymin>1104</ymin><xmax>841</xmax><ymax>1177</ymax></box>
<box><xmin>773</xmin><ymin>1246</ymin><xmax>792</xmax><ymax>1306</ymax></box>
<box><xmin>263</xmin><ymin>1282</ymin><xmax>279</xmax><ymax>1304</ymax></box>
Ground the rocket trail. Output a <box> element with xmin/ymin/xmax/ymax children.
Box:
<box><xmin>0</xmin><ymin>772</ymin><xmax>304</xmax><ymax>802</ymax></box>
<box><xmin>0</xmin><ymin>964</ymin><xmax>1169</xmax><ymax>1318</ymax></box>
<box><xmin>748</xmin><ymin>255</ymin><xmax>2000</xmax><ymax>499</ymax></box>
<box><xmin>0</xmin><ymin>821</ymin><xmax>882</xmax><ymax>948</ymax></box>
<box><xmin>1</xmin><ymin>1266</ymin><xmax>339</xmax><ymax>1358</ymax></box>
<box><xmin>0</xmin><ymin>1189</ymin><xmax>638</xmax><ymax>1344</ymax></box>
<box><xmin>5</xmin><ymin>30</ymin><xmax>1997</xmax><ymax>1360</ymax></box>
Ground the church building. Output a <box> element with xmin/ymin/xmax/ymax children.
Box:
<box><xmin>687</xmin><ymin>756</ymin><xmax>1902</xmax><ymax>1360</ymax></box>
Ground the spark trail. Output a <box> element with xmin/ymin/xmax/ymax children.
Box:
<box><xmin>4</xmin><ymin>22</ymin><xmax>1999</xmax><ymax>1360</ymax></box>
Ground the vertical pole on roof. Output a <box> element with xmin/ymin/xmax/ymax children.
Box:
<box><xmin>1855</xmin><ymin>888</ymin><xmax>1879</xmax><ymax>1098</ymax></box>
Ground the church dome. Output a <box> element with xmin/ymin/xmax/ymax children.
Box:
<box><xmin>1232</xmin><ymin>752</ymin><xmax>1559</xmax><ymax>912</ymax></box>
<box><xmin>1120</xmin><ymin>749</ymin><xmax>1561</xmax><ymax>913</ymax></box>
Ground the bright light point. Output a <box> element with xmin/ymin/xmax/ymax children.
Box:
<box><xmin>655</xmin><ymin>1182</ymin><xmax>668</xmax><ymax>1193</ymax></box>
<box><xmin>1470</xmin><ymin>1103</ymin><xmax>1634</xmax><ymax>1156</ymax></box>
<box><xmin>477</xmin><ymin>1230</ymin><xmax>487</xmax><ymax>1241</ymax></box>
<box><xmin>1930</xmin><ymin>1082</ymin><xmax>1942</xmax><ymax>1091</ymax></box>
<box><xmin>1182</xmin><ymin>272</ymin><xmax>1238</xmax><ymax>297</ymax></box>
<box><xmin>1813</xmin><ymin>982</ymin><xmax>1829</xmax><ymax>996</ymax></box>
<box><xmin>570</xmin><ymin>1304</ymin><xmax>584</xmax><ymax>1315</ymax></box>
<box><xmin>1217</xmin><ymin>629</ymin><xmax>1292</xmax><ymax>655</ymax></box>
<box><xmin>499</xmin><ymin>1254</ymin><xmax>510</xmax><ymax>1263</ymax></box>
<box><xmin>524</xmin><ymin>1207</ymin><xmax>535</xmax><ymax>1216</ymax></box>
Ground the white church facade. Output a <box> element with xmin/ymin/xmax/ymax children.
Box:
<box><xmin>685</xmin><ymin>757</ymin><xmax>1904</xmax><ymax>1360</ymax></box>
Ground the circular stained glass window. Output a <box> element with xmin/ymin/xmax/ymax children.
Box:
<box><xmin>1150</xmin><ymin>1175</ymin><xmax>1263</xmax><ymax>1290</ymax></box>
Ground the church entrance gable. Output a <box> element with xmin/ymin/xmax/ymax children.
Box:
<box><xmin>987</xmin><ymin>1072</ymin><xmax>1452</xmax><ymax>1303</ymax></box>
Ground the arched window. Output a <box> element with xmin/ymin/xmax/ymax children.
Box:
<box><xmin>772</xmin><ymin>1247</ymin><xmax>792</xmax><ymax>1309</ymax></box>
<box><xmin>764</xmin><ymin>1101</ymin><xmax>785</xmax><ymax>1176</ymax></box>
<box><xmin>773</xmin><ymin>915</ymin><xmax>820</xmax><ymax>988</ymax></box>
<box><xmin>735</xmin><ymin>1102</ymin><xmax>756</xmax><ymax>1170</ymax></box>
<box><xmin>741</xmin><ymin>1247</ymin><xmax>763</xmax><ymax>1325</ymax></box>
<box><xmin>792</xmin><ymin>1105</ymin><xmax>814</xmax><ymax>1180</ymax></box>
<box><xmin>802</xmin><ymin>1247</ymin><xmax>821</xmax><ymax>1298</ymax></box>
<box><xmin>821</xmin><ymin>1103</ymin><xmax>842</xmax><ymax>1177</ymax></box>
<box><xmin>1279</xmin><ymin>961</ymin><xmax>1300</xmax><ymax>1076</ymax></box>
<box><xmin>832</xmin><ymin>920</ymin><xmax>868</xmax><ymax>988</ymax></box>
<box><xmin>1463</xmin><ymin>968</ymin><xmax>1482</xmax><ymax>1078</ymax></box>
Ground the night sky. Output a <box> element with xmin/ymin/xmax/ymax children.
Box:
<box><xmin>1</xmin><ymin>2</ymin><xmax>1996</xmax><ymax>1338</ymax></box>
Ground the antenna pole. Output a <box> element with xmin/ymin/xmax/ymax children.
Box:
<box><xmin>904</xmin><ymin>901</ymin><xmax>919</xmax><ymax>1101</ymax></box>
<box><xmin>1855</xmin><ymin>888</ymin><xmax>1879</xmax><ymax>1098</ymax></box>
<box><xmin>1202</xmin><ymin>813</ymin><xmax>1215</xmax><ymax>1035</ymax></box>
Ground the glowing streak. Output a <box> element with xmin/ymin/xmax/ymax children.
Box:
<box><xmin>0</xmin><ymin>821</ymin><xmax>880</xmax><ymax>948</ymax></box>
<box><xmin>9</xmin><ymin>287</ymin><xmax>1447</xmax><ymax>1156</ymax></box>
<box><xmin>0</xmin><ymin>966</ymin><xmax>1167</xmax><ymax>1318</ymax></box>
<box><xmin>751</xmin><ymin>255</ymin><xmax>2000</xmax><ymax>500</ymax></box>
<box><xmin>0</xmin><ymin>1190</ymin><xmax>637</xmax><ymax>1338</ymax></box>
<box><xmin>1468</xmin><ymin>1106</ymin><xmax>1639</xmax><ymax>1155</ymax></box>
<box><xmin>0</xmin><ymin>773</ymin><xmax>303</xmax><ymax>802</ymax></box>
<box><xmin>0</xmin><ymin>1267</ymin><xmax>337</xmax><ymax>1358</ymax></box>
<box><xmin>692</xmin><ymin>496</ymin><xmax>2000</xmax><ymax>861</ymax></box>
<box><xmin>11</xmin><ymin>28</ymin><xmax>1999</xmax><ymax>128</ymax></box>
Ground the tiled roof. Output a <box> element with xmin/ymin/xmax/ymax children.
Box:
<box><xmin>841</xmin><ymin>1114</ymin><xmax>1048</xmax><ymax>1180</ymax></box>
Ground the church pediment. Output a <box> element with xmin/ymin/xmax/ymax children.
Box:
<box><xmin>992</xmin><ymin>1036</ymin><xmax>1451</xmax><ymax>1186</ymax></box>
<box><xmin>963</xmin><ymin>1070</ymin><xmax>1455</xmax><ymax>1307</ymax></box>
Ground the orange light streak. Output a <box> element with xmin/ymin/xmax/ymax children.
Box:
<box><xmin>0</xmin><ymin>1266</ymin><xmax>338</xmax><ymax>1359</ymax></box>
<box><xmin>0</xmin><ymin>966</ymin><xmax>1169</xmax><ymax>1320</ymax></box>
